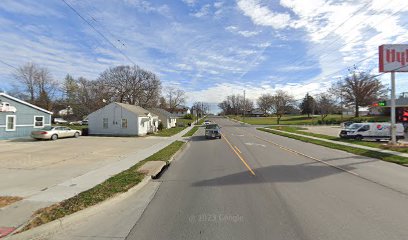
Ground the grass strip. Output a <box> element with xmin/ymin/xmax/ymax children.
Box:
<box><xmin>258</xmin><ymin>128</ymin><xmax>408</xmax><ymax>165</ymax></box>
<box><xmin>182</xmin><ymin>126</ymin><xmax>199</xmax><ymax>137</ymax></box>
<box><xmin>155</xmin><ymin>126</ymin><xmax>186</xmax><ymax>137</ymax></box>
<box><xmin>229</xmin><ymin>114</ymin><xmax>390</xmax><ymax>125</ymax></box>
<box><xmin>267</xmin><ymin>126</ymin><xmax>408</xmax><ymax>153</ymax></box>
<box><xmin>22</xmin><ymin>140</ymin><xmax>185</xmax><ymax>231</ymax></box>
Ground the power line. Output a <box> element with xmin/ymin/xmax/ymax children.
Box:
<box><xmin>298</xmin><ymin>3</ymin><xmax>408</xmax><ymax>67</ymax></box>
<box><xmin>60</xmin><ymin>0</ymin><xmax>137</xmax><ymax>65</ymax></box>
<box><xmin>238</xmin><ymin>1</ymin><xmax>387</xmax><ymax>82</ymax></box>
<box><xmin>292</xmin><ymin>0</ymin><xmax>397</xmax><ymax>67</ymax></box>
<box><xmin>0</xmin><ymin>59</ymin><xmax>18</xmax><ymax>71</ymax></box>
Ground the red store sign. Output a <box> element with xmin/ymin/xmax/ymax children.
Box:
<box><xmin>379</xmin><ymin>44</ymin><xmax>408</xmax><ymax>72</ymax></box>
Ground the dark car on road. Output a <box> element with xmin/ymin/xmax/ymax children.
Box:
<box><xmin>205</xmin><ymin>124</ymin><xmax>221</xmax><ymax>139</ymax></box>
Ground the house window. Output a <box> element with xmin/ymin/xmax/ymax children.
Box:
<box><xmin>121</xmin><ymin>119</ymin><xmax>128</xmax><ymax>128</ymax></box>
<box><xmin>6</xmin><ymin>115</ymin><xmax>16</xmax><ymax>131</ymax></box>
<box><xmin>34</xmin><ymin>116</ymin><xmax>44</xmax><ymax>128</ymax></box>
<box><xmin>103</xmin><ymin>118</ymin><xmax>108</xmax><ymax>129</ymax></box>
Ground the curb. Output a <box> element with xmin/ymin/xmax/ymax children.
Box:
<box><xmin>7</xmin><ymin>176</ymin><xmax>152</xmax><ymax>240</ymax></box>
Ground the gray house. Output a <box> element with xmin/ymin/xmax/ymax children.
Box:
<box><xmin>0</xmin><ymin>93</ymin><xmax>52</xmax><ymax>139</ymax></box>
<box><xmin>147</xmin><ymin>108</ymin><xmax>177</xmax><ymax>129</ymax></box>
<box><xmin>88</xmin><ymin>102</ymin><xmax>159</xmax><ymax>136</ymax></box>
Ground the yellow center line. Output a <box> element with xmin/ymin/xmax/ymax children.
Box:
<box><xmin>252</xmin><ymin>134</ymin><xmax>360</xmax><ymax>177</ymax></box>
<box><xmin>221</xmin><ymin>132</ymin><xmax>256</xmax><ymax>176</ymax></box>
<box><xmin>234</xmin><ymin>145</ymin><xmax>242</xmax><ymax>154</ymax></box>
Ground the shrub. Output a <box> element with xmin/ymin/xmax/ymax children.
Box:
<box><xmin>158</xmin><ymin>122</ymin><xmax>164</xmax><ymax>131</ymax></box>
<box><xmin>183</xmin><ymin>114</ymin><xmax>193</xmax><ymax>119</ymax></box>
<box><xmin>81</xmin><ymin>128</ymin><xmax>89</xmax><ymax>136</ymax></box>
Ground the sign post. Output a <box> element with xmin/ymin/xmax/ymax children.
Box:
<box><xmin>391</xmin><ymin>71</ymin><xmax>396</xmax><ymax>144</ymax></box>
<box><xmin>379</xmin><ymin>44</ymin><xmax>408</xmax><ymax>144</ymax></box>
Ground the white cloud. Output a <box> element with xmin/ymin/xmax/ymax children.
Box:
<box><xmin>192</xmin><ymin>4</ymin><xmax>211</xmax><ymax>18</ymax></box>
<box><xmin>225</xmin><ymin>25</ymin><xmax>260</xmax><ymax>37</ymax></box>
<box><xmin>236</xmin><ymin>0</ymin><xmax>292</xmax><ymax>29</ymax></box>
<box><xmin>0</xmin><ymin>0</ymin><xmax>62</xmax><ymax>17</ymax></box>
<box><xmin>186</xmin><ymin>81</ymin><xmax>331</xmax><ymax>108</ymax></box>
<box><xmin>182</xmin><ymin>0</ymin><xmax>197</xmax><ymax>6</ymax></box>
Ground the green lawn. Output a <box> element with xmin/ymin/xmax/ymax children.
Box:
<box><xmin>23</xmin><ymin>141</ymin><xmax>185</xmax><ymax>231</ymax></box>
<box><xmin>177</xmin><ymin>118</ymin><xmax>194</xmax><ymax>126</ymax></box>
<box><xmin>154</xmin><ymin>127</ymin><xmax>186</xmax><ymax>137</ymax></box>
<box><xmin>258</xmin><ymin>128</ymin><xmax>408</xmax><ymax>165</ymax></box>
<box><xmin>182</xmin><ymin>126</ymin><xmax>199</xmax><ymax>137</ymax></box>
<box><xmin>229</xmin><ymin>114</ymin><xmax>390</xmax><ymax>125</ymax></box>
<box><xmin>267</xmin><ymin>126</ymin><xmax>408</xmax><ymax>153</ymax></box>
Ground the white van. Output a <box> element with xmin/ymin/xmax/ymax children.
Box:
<box><xmin>339</xmin><ymin>122</ymin><xmax>405</xmax><ymax>141</ymax></box>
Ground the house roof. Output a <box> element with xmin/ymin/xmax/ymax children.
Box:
<box><xmin>115</xmin><ymin>102</ymin><xmax>158</xmax><ymax>117</ymax></box>
<box><xmin>0</xmin><ymin>92</ymin><xmax>53</xmax><ymax>114</ymax></box>
<box><xmin>147</xmin><ymin>108</ymin><xmax>177</xmax><ymax>118</ymax></box>
<box><xmin>168</xmin><ymin>108</ymin><xmax>188</xmax><ymax>113</ymax></box>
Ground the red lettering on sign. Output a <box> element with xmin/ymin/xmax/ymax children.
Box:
<box><xmin>386</xmin><ymin>49</ymin><xmax>408</xmax><ymax>67</ymax></box>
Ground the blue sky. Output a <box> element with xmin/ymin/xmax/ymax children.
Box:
<box><xmin>1</xmin><ymin>0</ymin><xmax>408</xmax><ymax>112</ymax></box>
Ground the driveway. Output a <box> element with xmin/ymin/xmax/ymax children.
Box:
<box><xmin>0</xmin><ymin>136</ymin><xmax>164</xmax><ymax>198</ymax></box>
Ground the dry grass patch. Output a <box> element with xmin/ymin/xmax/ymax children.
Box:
<box><xmin>0</xmin><ymin>196</ymin><xmax>23</xmax><ymax>208</ymax></box>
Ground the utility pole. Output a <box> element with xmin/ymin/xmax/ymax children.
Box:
<box><xmin>243</xmin><ymin>90</ymin><xmax>246</xmax><ymax>123</ymax></box>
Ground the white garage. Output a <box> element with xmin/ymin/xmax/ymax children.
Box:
<box><xmin>88</xmin><ymin>102</ymin><xmax>159</xmax><ymax>136</ymax></box>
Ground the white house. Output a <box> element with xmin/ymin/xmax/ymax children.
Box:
<box><xmin>88</xmin><ymin>102</ymin><xmax>159</xmax><ymax>136</ymax></box>
<box><xmin>147</xmin><ymin>108</ymin><xmax>177</xmax><ymax>129</ymax></box>
<box><xmin>168</xmin><ymin>107</ymin><xmax>190</xmax><ymax>118</ymax></box>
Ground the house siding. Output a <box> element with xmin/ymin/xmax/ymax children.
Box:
<box><xmin>0</xmin><ymin>95</ymin><xmax>51</xmax><ymax>139</ymax></box>
<box><xmin>89</xmin><ymin>103</ymin><xmax>140</xmax><ymax>136</ymax></box>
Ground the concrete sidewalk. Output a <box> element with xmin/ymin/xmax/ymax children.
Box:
<box><xmin>0</xmin><ymin>125</ymin><xmax>195</xmax><ymax>236</ymax></box>
<box><xmin>264</xmin><ymin>128</ymin><xmax>408</xmax><ymax>159</ymax></box>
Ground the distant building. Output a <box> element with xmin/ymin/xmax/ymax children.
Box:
<box><xmin>88</xmin><ymin>102</ymin><xmax>159</xmax><ymax>136</ymax></box>
<box><xmin>245</xmin><ymin>108</ymin><xmax>265</xmax><ymax>117</ymax></box>
<box><xmin>167</xmin><ymin>107</ymin><xmax>190</xmax><ymax>118</ymax></box>
<box><xmin>147</xmin><ymin>108</ymin><xmax>177</xmax><ymax>129</ymax></box>
<box><xmin>342</xmin><ymin>106</ymin><xmax>369</xmax><ymax>116</ymax></box>
<box><xmin>0</xmin><ymin>93</ymin><xmax>52</xmax><ymax>139</ymax></box>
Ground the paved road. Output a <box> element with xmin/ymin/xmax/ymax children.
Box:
<box><xmin>125</xmin><ymin>117</ymin><xmax>408</xmax><ymax>240</ymax></box>
<box><xmin>14</xmin><ymin>117</ymin><xmax>408</xmax><ymax>240</ymax></box>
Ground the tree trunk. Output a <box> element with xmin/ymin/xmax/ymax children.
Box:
<box><xmin>355</xmin><ymin>103</ymin><xmax>359</xmax><ymax>117</ymax></box>
<box><xmin>277</xmin><ymin>115</ymin><xmax>281</xmax><ymax>124</ymax></box>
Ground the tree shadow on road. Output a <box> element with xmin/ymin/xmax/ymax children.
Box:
<box><xmin>192</xmin><ymin>163</ymin><xmax>357</xmax><ymax>187</ymax></box>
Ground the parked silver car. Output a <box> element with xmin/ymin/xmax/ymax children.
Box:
<box><xmin>31</xmin><ymin>126</ymin><xmax>81</xmax><ymax>140</ymax></box>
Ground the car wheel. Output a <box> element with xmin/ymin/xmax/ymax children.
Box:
<box><xmin>74</xmin><ymin>132</ymin><xmax>79</xmax><ymax>138</ymax></box>
<box><xmin>51</xmin><ymin>134</ymin><xmax>58</xmax><ymax>141</ymax></box>
<box><xmin>355</xmin><ymin>135</ymin><xmax>363</xmax><ymax>141</ymax></box>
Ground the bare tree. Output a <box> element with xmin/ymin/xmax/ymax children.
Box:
<box><xmin>166</xmin><ymin>86</ymin><xmax>186</xmax><ymax>112</ymax></box>
<box><xmin>98</xmin><ymin>65</ymin><xmax>161</xmax><ymax>107</ymax></box>
<box><xmin>332</xmin><ymin>71</ymin><xmax>386</xmax><ymax>117</ymax></box>
<box><xmin>257</xmin><ymin>94</ymin><xmax>273</xmax><ymax>115</ymax></box>
<box><xmin>158</xmin><ymin>96</ymin><xmax>167</xmax><ymax>109</ymax></box>
<box><xmin>13</xmin><ymin>63</ymin><xmax>38</xmax><ymax>102</ymax></box>
<box><xmin>34</xmin><ymin>68</ymin><xmax>58</xmax><ymax>110</ymax></box>
<box><xmin>270</xmin><ymin>90</ymin><xmax>294</xmax><ymax>124</ymax></box>
<box><xmin>13</xmin><ymin>63</ymin><xmax>58</xmax><ymax>110</ymax></box>
<box><xmin>315</xmin><ymin>93</ymin><xmax>337</xmax><ymax>120</ymax></box>
<box><xmin>137</xmin><ymin>70</ymin><xmax>161</xmax><ymax>108</ymax></box>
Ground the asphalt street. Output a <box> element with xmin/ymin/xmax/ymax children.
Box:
<box><xmin>16</xmin><ymin>117</ymin><xmax>408</xmax><ymax>240</ymax></box>
<box><xmin>125</xmin><ymin>117</ymin><xmax>408</xmax><ymax>240</ymax></box>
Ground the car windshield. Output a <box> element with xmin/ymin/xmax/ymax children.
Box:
<box><xmin>348</xmin><ymin>123</ymin><xmax>363</xmax><ymax>130</ymax></box>
<box><xmin>41</xmin><ymin>126</ymin><xmax>54</xmax><ymax>131</ymax></box>
<box><xmin>205</xmin><ymin>124</ymin><xmax>218</xmax><ymax>129</ymax></box>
